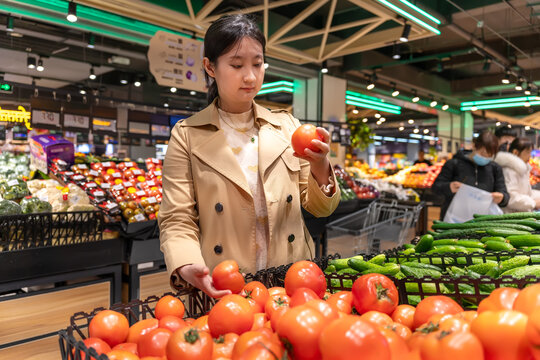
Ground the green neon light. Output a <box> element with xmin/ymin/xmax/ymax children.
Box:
<box><xmin>345</xmin><ymin>90</ymin><xmax>396</xmax><ymax>104</ymax></box>
<box><xmin>399</xmin><ymin>0</ymin><xmax>441</xmax><ymax>25</ymax></box>
<box><xmin>261</xmin><ymin>81</ymin><xmax>294</xmax><ymax>89</ymax></box>
<box><xmin>461</xmin><ymin>101</ymin><xmax>540</xmax><ymax>111</ymax></box>
<box><xmin>345</xmin><ymin>95</ymin><xmax>401</xmax><ymax>111</ymax></box>
<box><xmin>257</xmin><ymin>87</ymin><xmax>294</xmax><ymax>96</ymax></box>
<box><xmin>346</xmin><ymin>100</ymin><xmax>401</xmax><ymax>115</ymax></box>
<box><xmin>376</xmin><ymin>0</ymin><xmax>441</xmax><ymax>35</ymax></box>
<box><xmin>461</xmin><ymin>96</ymin><xmax>540</xmax><ymax>106</ymax></box>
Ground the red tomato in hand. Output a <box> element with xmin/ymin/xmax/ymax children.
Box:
<box><xmin>138</xmin><ymin>328</ymin><xmax>171</xmax><ymax>358</ymax></box>
<box><xmin>276</xmin><ymin>305</ymin><xmax>327</xmax><ymax>360</ymax></box>
<box><xmin>289</xmin><ymin>287</ymin><xmax>319</xmax><ymax>307</ymax></box>
<box><xmin>352</xmin><ymin>274</ymin><xmax>399</xmax><ymax>315</ymax></box>
<box><xmin>291</xmin><ymin>124</ymin><xmax>324</xmax><ymax>156</ymax></box>
<box><xmin>212</xmin><ymin>260</ymin><xmax>245</xmax><ymax>294</ymax></box>
<box><xmin>471</xmin><ymin>310</ymin><xmax>530</xmax><ymax>360</ymax></box>
<box><xmin>158</xmin><ymin>315</ymin><xmax>186</xmax><ymax>333</ymax></box>
<box><xmin>284</xmin><ymin>260</ymin><xmax>326</xmax><ymax>298</ymax></box>
<box><xmin>154</xmin><ymin>295</ymin><xmax>185</xmax><ymax>319</ymax></box>
<box><xmin>167</xmin><ymin>327</ymin><xmax>213</xmax><ymax>360</ymax></box>
<box><xmin>89</xmin><ymin>310</ymin><xmax>130</xmax><ymax>347</ymax></box>
<box><xmin>208</xmin><ymin>294</ymin><xmax>254</xmax><ymax>337</ymax></box>
<box><xmin>478</xmin><ymin>287</ymin><xmax>520</xmax><ymax>313</ymax></box>
<box><xmin>319</xmin><ymin>315</ymin><xmax>391</xmax><ymax>360</ymax></box>
<box><xmin>413</xmin><ymin>296</ymin><xmax>463</xmax><ymax>330</ymax></box>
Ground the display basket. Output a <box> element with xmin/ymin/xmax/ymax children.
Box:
<box><xmin>326</xmin><ymin>199</ymin><xmax>423</xmax><ymax>256</ymax></box>
<box><xmin>325</xmin><ymin>271</ymin><xmax>538</xmax><ymax>308</ymax></box>
<box><xmin>0</xmin><ymin>210</ymin><xmax>103</xmax><ymax>251</ymax></box>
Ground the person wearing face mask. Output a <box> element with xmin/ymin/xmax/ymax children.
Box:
<box><xmin>432</xmin><ymin>131</ymin><xmax>509</xmax><ymax>220</ymax></box>
<box><xmin>494</xmin><ymin>137</ymin><xmax>540</xmax><ymax>213</ymax></box>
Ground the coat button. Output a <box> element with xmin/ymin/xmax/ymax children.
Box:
<box><xmin>214</xmin><ymin>245</ymin><xmax>223</xmax><ymax>254</ymax></box>
<box><xmin>215</xmin><ymin>203</ymin><xmax>223</xmax><ymax>213</ymax></box>
<box><xmin>288</xmin><ymin>234</ymin><xmax>295</xmax><ymax>243</ymax></box>
<box><xmin>287</xmin><ymin>194</ymin><xmax>293</xmax><ymax>203</ymax></box>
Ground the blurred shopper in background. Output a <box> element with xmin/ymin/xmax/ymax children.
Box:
<box><xmin>432</xmin><ymin>131</ymin><xmax>509</xmax><ymax>220</ymax></box>
<box><xmin>495</xmin><ymin>125</ymin><xmax>517</xmax><ymax>152</ymax></box>
<box><xmin>495</xmin><ymin>137</ymin><xmax>540</xmax><ymax>212</ymax></box>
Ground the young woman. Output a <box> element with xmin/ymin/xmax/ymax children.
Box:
<box><xmin>432</xmin><ymin>131</ymin><xmax>509</xmax><ymax>220</ymax></box>
<box><xmin>158</xmin><ymin>15</ymin><xmax>340</xmax><ymax>297</ymax></box>
<box><xmin>495</xmin><ymin>137</ymin><xmax>540</xmax><ymax>213</ymax></box>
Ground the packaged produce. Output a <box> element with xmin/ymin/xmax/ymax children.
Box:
<box><xmin>0</xmin><ymin>178</ymin><xmax>29</xmax><ymax>200</ymax></box>
<box><xmin>20</xmin><ymin>196</ymin><xmax>52</xmax><ymax>214</ymax></box>
<box><xmin>0</xmin><ymin>199</ymin><xmax>22</xmax><ymax>215</ymax></box>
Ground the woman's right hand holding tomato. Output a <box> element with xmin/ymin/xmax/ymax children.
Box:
<box><xmin>178</xmin><ymin>263</ymin><xmax>232</xmax><ymax>298</ymax></box>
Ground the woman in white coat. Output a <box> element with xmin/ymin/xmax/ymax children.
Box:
<box><xmin>494</xmin><ymin>137</ymin><xmax>540</xmax><ymax>213</ymax></box>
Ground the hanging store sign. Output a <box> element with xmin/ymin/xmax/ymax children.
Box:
<box><xmin>0</xmin><ymin>106</ymin><xmax>32</xmax><ymax>130</ymax></box>
<box><xmin>64</xmin><ymin>114</ymin><xmax>90</xmax><ymax>129</ymax></box>
<box><xmin>148</xmin><ymin>30</ymin><xmax>206</xmax><ymax>92</ymax></box>
<box><xmin>32</xmin><ymin>109</ymin><xmax>61</xmax><ymax>128</ymax></box>
<box><xmin>151</xmin><ymin>124</ymin><xmax>170</xmax><ymax>138</ymax></box>
<box><xmin>93</xmin><ymin>117</ymin><xmax>117</xmax><ymax>133</ymax></box>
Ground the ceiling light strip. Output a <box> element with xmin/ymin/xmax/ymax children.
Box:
<box><xmin>260</xmin><ymin>81</ymin><xmax>294</xmax><ymax>89</ymax></box>
<box><xmin>461</xmin><ymin>101</ymin><xmax>540</xmax><ymax>111</ymax></box>
<box><xmin>461</xmin><ymin>96</ymin><xmax>540</xmax><ymax>106</ymax></box>
<box><xmin>398</xmin><ymin>0</ymin><xmax>441</xmax><ymax>25</ymax></box>
<box><xmin>376</xmin><ymin>0</ymin><xmax>441</xmax><ymax>35</ymax></box>
<box><xmin>345</xmin><ymin>95</ymin><xmax>401</xmax><ymax>111</ymax></box>
<box><xmin>257</xmin><ymin>86</ymin><xmax>294</xmax><ymax>95</ymax></box>
<box><xmin>346</xmin><ymin>100</ymin><xmax>401</xmax><ymax>115</ymax></box>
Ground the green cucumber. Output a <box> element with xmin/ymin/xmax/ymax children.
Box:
<box><xmin>432</xmin><ymin>222</ymin><xmax>534</xmax><ymax>232</ymax></box>
<box><xmin>402</xmin><ymin>248</ymin><xmax>416</xmax><ymax>256</ymax></box>
<box><xmin>473</xmin><ymin>212</ymin><xmax>540</xmax><ymax>221</ymax></box>
<box><xmin>405</xmin><ymin>282</ymin><xmax>450</xmax><ymax>294</ymax></box>
<box><xmin>329</xmin><ymin>258</ymin><xmax>355</xmax><ymax>271</ymax></box>
<box><xmin>467</xmin><ymin>262</ymin><xmax>498</xmax><ymax>275</ymax></box>
<box><xmin>368</xmin><ymin>254</ymin><xmax>386</xmax><ymax>265</ymax></box>
<box><xmin>466</xmin><ymin>270</ymin><xmax>496</xmax><ymax>292</ymax></box>
<box><xmin>337</xmin><ymin>268</ymin><xmax>360</xmax><ymax>275</ymax></box>
<box><xmin>494</xmin><ymin>219</ymin><xmax>540</xmax><ymax>230</ymax></box>
<box><xmin>500</xmin><ymin>265</ymin><xmax>540</xmax><ymax>278</ymax></box>
<box><xmin>449</xmin><ymin>266</ymin><xmax>467</xmax><ymax>277</ymax></box>
<box><xmin>415</xmin><ymin>234</ymin><xmax>434</xmax><ymax>253</ymax></box>
<box><xmin>400</xmin><ymin>264</ymin><xmax>442</xmax><ymax>279</ymax></box>
<box><xmin>532</xmin><ymin>255</ymin><xmax>540</xmax><ymax>264</ymax></box>
<box><xmin>433</xmin><ymin>239</ymin><xmax>458</xmax><ymax>246</ymax></box>
<box><xmin>485</xmin><ymin>240</ymin><xmax>515</xmax><ymax>251</ymax></box>
<box><xmin>457</xmin><ymin>240</ymin><xmax>485</xmax><ymax>249</ymax></box>
<box><xmin>324</xmin><ymin>265</ymin><xmax>337</xmax><ymax>274</ymax></box>
<box><xmin>523</xmin><ymin>246</ymin><xmax>540</xmax><ymax>251</ymax></box>
<box><xmin>330</xmin><ymin>278</ymin><xmax>353</xmax><ymax>289</ymax></box>
<box><xmin>432</xmin><ymin>229</ymin><xmax>488</xmax><ymax>239</ymax></box>
<box><xmin>427</xmin><ymin>246</ymin><xmax>469</xmax><ymax>254</ymax></box>
<box><xmin>506</xmin><ymin>235</ymin><xmax>540</xmax><ymax>248</ymax></box>
<box><xmin>486</xmin><ymin>228</ymin><xmax>531</xmax><ymax>237</ymax></box>
<box><xmin>403</xmin><ymin>244</ymin><xmax>415</xmax><ymax>250</ymax></box>
<box><xmin>348</xmin><ymin>259</ymin><xmax>389</xmax><ymax>273</ymax></box>
<box><xmin>480</xmin><ymin>236</ymin><xmax>506</xmax><ymax>243</ymax></box>
<box><xmin>361</xmin><ymin>263</ymin><xmax>400</xmax><ymax>276</ymax></box>
<box><xmin>465</xmin><ymin>248</ymin><xmax>486</xmax><ymax>253</ymax></box>
<box><xmin>499</xmin><ymin>256</ymin><xmax>531</xmax><ymax>273</ymax></box>
<box><xmin>394</xmin><ymin>271</ymin><xmax>406</xmax><ymax>280</ymax></box>
<box><xmin>401</xmin><ymin>262</ymin><xmax>442</xmax><ymax>272</ymax></box>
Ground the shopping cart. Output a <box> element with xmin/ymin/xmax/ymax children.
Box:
<box><xmin>326</xmin><ymin>199</ymin><xmax>424</xmax><ymax>256</ymax></box>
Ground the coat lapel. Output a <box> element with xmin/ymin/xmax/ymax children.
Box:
<box><xmin>188</xmin><ymin>104</ymin><xmax>252</xmax><ymax>197</ymax></box>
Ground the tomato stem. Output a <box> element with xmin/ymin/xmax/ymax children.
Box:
<box><xmin>214</xmin><ymin>335</ymin><xmax>225</xmax><ymax>344</ymax></box>
<box><xmin>184</xmin><ymin>328</ymin><xmax>200</xmax><ymax>344</ymax></box>
<box><xmin>375</xmin><ymin>282</ymin><xmax>394</xmax><ymax>305</ymax></box>
<box><xmin>437</xmin><ymin>330</ymin><xmax>452</xmax><ymax>340</ymax></box>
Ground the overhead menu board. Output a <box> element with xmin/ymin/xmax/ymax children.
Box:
<box><xmin>64</xmin><ymin>114</ymin><xmax>90</xmax><ymax>129</ymax></box>
<box><xmin>148</xmin><ymin>30</ymin><xmax>206</xmax><ymax>92</ymax></box>
<box><xmin>32</xmin><ymin>109</ymin><xmax>61</xmax><ymax>128</ymax></box>
<box><xmin>93</xmin><ymin>117</ymin><xmax>117</xmax><ymax>134</ymax></box>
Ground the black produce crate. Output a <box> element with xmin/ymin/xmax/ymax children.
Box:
<box><xmin>120</xmin><ymin>219</ymin><xmax>158</xmax><ymax>240</ymax></box>
<box><xmin>0</xmin><ymin>210</ymin><xmax>103</xmax><ymax>251</ymax></box>
<box><xmin>325</xmin><ymin>271</ymin><xmax>539</xmax><ymax>308</ymax></box>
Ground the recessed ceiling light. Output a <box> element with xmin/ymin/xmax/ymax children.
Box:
<box><xmin>352</xmin><ymin>109</ymin><xmax>359</xmax><ymax>114</ymax></box>
<box><xmin>67</xmin><ymin>2</ymin><xmax>78</xmax><ymax>23</ymax></box>
<box><xmin>375</xmin><ymin>113</ymin><xmax>381</xmax><ymax>119</ymax></box>
<box><xmin>170</xmin><ymin>87</ymin><xmax>177</xmax><ymax>93</ymax></box>
<box><xmin>362</xmin><ymin>118</ymin><xmax>368</xmax><ymax>123</ymax></box>
<box><xmin>190</xmin><ymin>90</ymin><xmax>196</xmax><ymax>96</ymax></box>
<box><xmin>399</xmin><ymin>126</ymin><xmax>404</xmax><ymax>131</ymax></box>
<box><xmin>413</xmin><ymin>128</ymin><xmax>419</xmax><ymax>133</ymax></box>
<box><xmin>408</xmin><ymin>119</ymin><xmax>414</xmax><ymax>124</ymax></box>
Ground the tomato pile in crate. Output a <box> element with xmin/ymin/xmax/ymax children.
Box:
<box><xmin>59</xmin><ymin>258</ymin><xmax>540</xmax><ymax>360</ymax></box>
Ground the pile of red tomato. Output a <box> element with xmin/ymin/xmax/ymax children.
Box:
<box><xmin>77</xmin><ymin>260</ymin><xmax>540</xmax><ymax>360</ymax></box>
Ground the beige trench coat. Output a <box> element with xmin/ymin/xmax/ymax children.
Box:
<box><xmin>158</xmin><ymin>99</ymin><xmax>340</xmax><ymax>284</ymax></box>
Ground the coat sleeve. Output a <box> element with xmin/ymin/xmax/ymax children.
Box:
<box><xmin>158</xmin><ymin>125</ymin><xmax>206</xmax><ymax>285</ymax></box>
<box><xmin>286</xmin><ymin>114</ymin><xmax>341</xmax><ymax>218</ymax></box>
<box><xmin>493</xmin><ymin>163</ymin><xmax>510</xmax><ymax>208</ymax></box>
<box><xmin>432</xmin><ymin>160</ymin><xmax>455</xmax><ymax>198</ymax></box>
<box><xmin>503</xmin><ymin>168</ymin><xmax>535</xmax><ymax>212</ymax></box>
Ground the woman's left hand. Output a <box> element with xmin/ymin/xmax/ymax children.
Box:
<box><xmin>293</xmin><ymin>127</ymin><xmax>331</xmax><ymax>173</ymax></box>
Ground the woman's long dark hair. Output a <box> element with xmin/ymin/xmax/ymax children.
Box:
<box><xmin>509</xmin><ymin>137</ymin><xmax>533</xmax><ymax>154</ymax></box>
<box><xmin>204</xmin><ymin>14</ymin><xmax>266</xmax><ymax>104</ymax></box>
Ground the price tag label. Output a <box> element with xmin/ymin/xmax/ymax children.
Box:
<box><xmin>73</xmin><ymin>175</ymin><xmax>85</xmax><ymax>181</ymax></box>
<box><xmin>102</xmin><ymin>162</ymin><xmax>113</xmax><ymax>167</ymax></box>
<box><xmin>106</xmin><ymin>202</ymin><xmax>118</xmax><ymax>210</ymax></box>
<box><xmin>7</xmin><ymin>179</ymin><xmax>19</xmax><ymax>186</ymax></box>
<box><xmin>93</xmin><ymin>191</ymin><xmax>105</xmax><ymax>197</ymax></box>
<box><xmin>136</xmin><ymin>190</ymin><xmax>146</xmax><ymax>197</ymax></box>
<box><xmin>133</xmin><ymin>169</ymin><xmax>143</xmax><ymax>176</ymax></box>
<box><xmin>89</xmin><ymin>170</ymin><xmax>100</xmax><ymax>177</ymax></box>
<box><xmin>64</xmin><ymin>171</ymin><xmax>75</xmax><ymax>176</ymax></box>
<box><xmin>147</xmin><ymin>180</ymin><xmax>156</xmax><ymax>187</ymax></box>
<box><xmin>85</xmin><ymin>182</ymin><xmax>97</xmax><ymax>188</ymax></box>
<box><xmin>112</xmin><ymin>184</ymin><xmax>124</xmax><ymax>191</ymax></box>
<box><xmin>112</xmin><ymin>173</ymin><xmax>122</xmax><ymax>178</ymax></box>
<box><xmin>152</xmin><ymin>158</ymin><xmax>160</xmax><ymax>164</ymax></box>
<box><xmin>101</xmin><ymin>183</ymin><xmax>111</xmax><ymax>189</ymax></box>
<box><xmin>134</xmin><ymin>213</ymin><xmax>146</xmax><ymax>221</ymax></box>
<box><xmin>78</xmin><ymin>164</ymin><xmax>88</xmax><ymax>169</ymax></box>
<box><xmin>124</xmin><ymin>182</ymin><xmax>133</xmax><ymax>188</ymax></box>
<box><xmin>154</xmin><ymin>171</ymin><xmax>162</xmax><ymax>176</ymax></box>
<box><xmin>125</xmin><ymin>162</ymin><xmax>134</xmax><ymax>168</ymax></box>
<box><xmin>147</xmin><ymin>197</ymin><xmax>157</xmax><ymax>204</ymax></box>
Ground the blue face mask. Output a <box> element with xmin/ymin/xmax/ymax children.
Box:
<box><xmin>473</xmin><ymin>154</ymin><xmax>491</xmax><ymax>166</ymax></box>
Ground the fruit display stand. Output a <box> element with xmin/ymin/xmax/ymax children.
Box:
<box><xmin>0</xmin><ymin>210</ymin><xmax>123</xmax><ymax>358</ymax></box>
